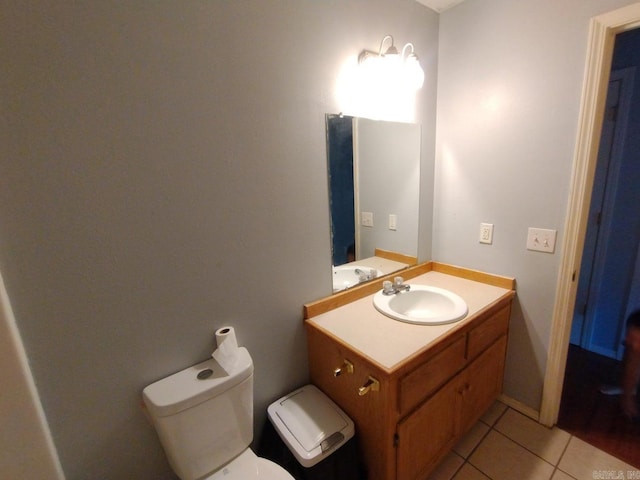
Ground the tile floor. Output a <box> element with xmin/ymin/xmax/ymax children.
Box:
<box><xmin>427</xmin><ymin>401</ymin><xmax>639</xmax><ymax>480</ymax></box>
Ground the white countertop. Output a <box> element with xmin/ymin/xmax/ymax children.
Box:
<box><xmin>308</xmin><ymin>271</ymin><xmax>512</xmax><ymax>371</ymax></box>
<box><xmin>350</xmin><ymin>256</ymin><xmax>410</xmax><ymax>275</ymax></box>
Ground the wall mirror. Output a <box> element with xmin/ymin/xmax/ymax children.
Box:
<box><xmin>326</xmin><ymin>114</ymin><xmax>421</xmax><ymax>293</ymax></box>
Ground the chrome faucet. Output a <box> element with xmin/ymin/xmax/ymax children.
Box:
<box><xmin>382</xmin><ymin>276</ymin><xmax>411</xmax><ymax>295</ymax></box>
<box><xmin>355</xmin><ymin>268</ymin><xmax>378</xmax><ymax>282</ymax></box>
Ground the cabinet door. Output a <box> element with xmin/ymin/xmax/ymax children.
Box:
<box><xmin>396</xmin><ymin>374</ymin><xmax>463</xmax><ymax>480</ymax></box>
<box><xmin>460</xmin><ymin>335</ymin><xmax>507</xmax><ymax>434</ymax></box>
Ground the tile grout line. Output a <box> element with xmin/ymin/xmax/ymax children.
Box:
<box><xmin>550</xmin><ymin>433</ymin><xmax>578</xmax><ymax>479</ymax></box>
<box><xmin>468</xmin><ymin>406</ymin><xmax>559</xmax><ymax>480</ymax></box>
<box><xmin>446</xmin><ymin>453</ymin><xmax>465</xmax><ymax>480</ymax></box>
<box><xmin>488</xmin><ymin>427</ymin><xmax>556</xmax><ymax>467</ymax></box>
<box><xmin>448</xmin><ymin>402</ymin><xmax>630</xmax><ymax>480</ymax></box>
<box><xmin>450</xmin><ymin>405</ymin><xmax>510</xmax><ymax>480</ymax></box>
<box><xmin>494</xmin><ymin>408</ymin><xmax>574</xmax><ymax>466</ymax></box>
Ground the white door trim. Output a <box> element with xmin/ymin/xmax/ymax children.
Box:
<box><xmin>539</xmin><ymin>2</ymin><xmax>640</xmax><ymax>427</ymax></box>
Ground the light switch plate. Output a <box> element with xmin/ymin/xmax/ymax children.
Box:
<box><xmin>526</xmin><ymin>227</ymin><xmax>557</xmax><ymax>253</ymax></box>
<box><xmin>389</xmin><ymin>214</ymin><xmax>397</xmax><ymax>231</ymax></box>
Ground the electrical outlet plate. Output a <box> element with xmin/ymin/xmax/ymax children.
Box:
<box><xmin>479</xmin><ymin>223</ymin><xmax>493</xmax><ymax>244</ymax></box>
<box><xmin>526</xmin><ymin>227</ymin><xmax>557</xmax><ymax>253</ymax></box>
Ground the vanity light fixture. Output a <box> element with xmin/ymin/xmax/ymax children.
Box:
<box><xmin>401</xmin><ymin>42</ymin><xmax>425</xmax><ymax>90</ymax></box>
<box><xmin>358</xmin><ymin>35</ymin><xmax>425</xmax><ymax>90</ymax></box>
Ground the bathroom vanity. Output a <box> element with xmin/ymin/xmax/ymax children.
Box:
<box><xmin>304</xmin><ymin>262</ymin><xmax>515</xmax><ymax>480</ymax></box>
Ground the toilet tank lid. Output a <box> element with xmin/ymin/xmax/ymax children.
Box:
<box><xmin>143</xmin><ymin>347</ymin><xmax>252</xmax><ymax>418</ymax></box>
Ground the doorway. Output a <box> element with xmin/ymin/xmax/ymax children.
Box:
<box><xmin>558</xmin><ymin>27</ymin><xmax>640</xmax><ymax>467</ymax></box>
<box><xmin>570</xmin><ymin>60</ymin><xmax>638</xmax><ymax>362</ymax></box>
<box><xmin>326</xmin><ymin>114</ymin><xmax>356</xmax><ymax>267</ymax></box>
<box><xmin>540</xmin><ymin>3</ymin><xmax>640</xmax><ymax>428</ymax></box>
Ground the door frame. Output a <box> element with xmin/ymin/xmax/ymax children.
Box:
<box><xmin>539</xmin><ymin>2</ymin><xmax>640</xmax><ymax>427</ymax></box>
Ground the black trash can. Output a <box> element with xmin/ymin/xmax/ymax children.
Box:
<box><xmin>258</xmin><ymin>385</ymin><xmax>364</xmax><ymax>480</ymax></box>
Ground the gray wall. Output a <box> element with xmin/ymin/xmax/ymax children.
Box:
<box><xmin>434</xmin><ymin>0</ymin><xmax>638</xmax><ymax>410</ymax></box>
<box><xmin>0</xmin><ymin>273</ymin><xmax>64</xmax><ymax>479</ymax></box>
<box><xmin>0</xmin><ymin>1</ymin><xmax>438</xmax><ymax>479</ymax></box>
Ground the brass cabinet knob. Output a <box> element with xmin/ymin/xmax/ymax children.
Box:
<box><xmin>358</xmin><ymin>376</ymin><xmax>380</xmax><ymax>396</ymax></box>
<box><xmin>333</xmin><ymin>359</ymin><xmax>354</xmax><ymax>377</ymax></box>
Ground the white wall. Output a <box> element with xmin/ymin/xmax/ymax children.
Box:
<box><xmin>0</xmin><ymin>2</ymin><xmax>438</xmax><ymax>479</ymax></box>
<box><xmin>434</xmin><ymin>0</ymin><xmax>638</xmax><ymax>410</ymax></box>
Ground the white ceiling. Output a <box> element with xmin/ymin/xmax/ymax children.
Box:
<box><xmin>415</xmin><ymin>0</ymin><xmax>466</xmax><ymax>13</ymax></box>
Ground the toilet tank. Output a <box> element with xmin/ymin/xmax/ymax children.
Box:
<box><xmin>143</xmin><ymin>348</ymin><xmax>253</xmax><ymax>480</ymax></box>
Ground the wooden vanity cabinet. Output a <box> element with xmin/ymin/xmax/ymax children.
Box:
<box><xmin>306</xmin><ymin>299</ymin><xmax>512</xmax><ymax>480</ymax></box>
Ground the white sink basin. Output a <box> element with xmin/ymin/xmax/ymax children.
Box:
<box><xmin>373</xmin><ymin>285</ymin><xmax>468</xmax><ymax>325</ymax></box>
<box><xmin>332</xmin><ymin>265</ymin><xmax>383</xmax><ymax>292</ymax></box>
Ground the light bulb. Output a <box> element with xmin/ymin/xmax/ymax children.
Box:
<box><xmin>404</xmin><ymin>55</ymin><xmax>424</xmax><ymax>90</ymax></box>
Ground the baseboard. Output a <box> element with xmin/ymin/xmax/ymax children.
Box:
<box><xmin>499</xmin><ymin>393</ymin><xmax>541</xmax><ymax>423</ymax></box>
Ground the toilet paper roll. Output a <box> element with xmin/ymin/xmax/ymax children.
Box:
<box><xmin>212</xmin><ymin>326</ymin><xmax>239</xmax><ymax>374</ymax></box>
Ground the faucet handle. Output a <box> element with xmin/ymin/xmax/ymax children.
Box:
<box><xmin>393</xmin><ymin>276</ymin><xmax>405</xmax><ymax>286</ymax></box>
<box><xmin>382</xmin><ymin>280</ymin><xmax>394</xmax><ymax>294</ymax></box>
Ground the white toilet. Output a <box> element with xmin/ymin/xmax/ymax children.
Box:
<box><xmin>143</xmin><ymin>347</ymin><xmax>294</xmax><ymax>480</ymax></box>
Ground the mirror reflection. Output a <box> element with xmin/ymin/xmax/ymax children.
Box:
<box><xmin>326</xmin><ymin>114</ymin><xmax>421</xmax><ymax>292</ymax></box>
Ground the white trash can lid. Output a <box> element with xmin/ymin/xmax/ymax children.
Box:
<box><xmin>267</xmin><ymin>384</ymin><xmax>355</xmax><ymax>468</ymax></box>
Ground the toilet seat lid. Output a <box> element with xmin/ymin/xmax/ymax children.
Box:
<box><xmin>206</xmin><ymin>449</ymin><xmax>294</xmax><ymax>480</ymax></box>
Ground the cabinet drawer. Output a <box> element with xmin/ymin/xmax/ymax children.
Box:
<box><xmin>467</xmin><ymin>305</ymin><xmax>510</xmax><ymax>360</ymax></box>
<box><xmin>399</xmin><ymin>336</ymin><xmax>466</xmax><ymax>414</ymax></box>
